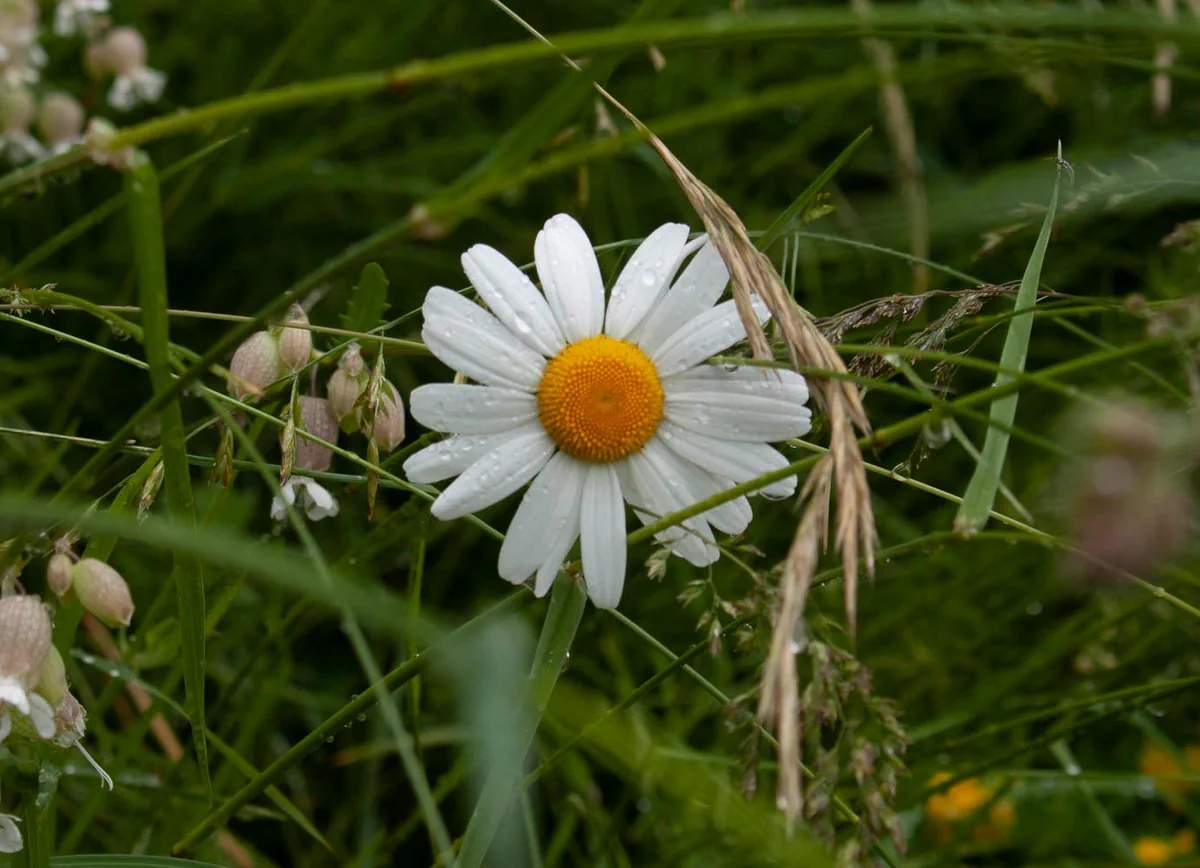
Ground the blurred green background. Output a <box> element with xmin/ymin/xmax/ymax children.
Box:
<box><xmin>2</xmin><ymin>0</ymin><xmax>1200</xmax><ymax>865</ymax></box>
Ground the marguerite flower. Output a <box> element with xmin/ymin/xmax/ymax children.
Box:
<box><xmin>404</xmin><ymin>214</ymin><xmax>811</xmax><ymax>608</ymax></box>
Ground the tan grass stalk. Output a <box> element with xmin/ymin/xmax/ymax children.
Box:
<box><xmin>850</xmin><ymin>0</ymin><xmax>930</xmax><ymax>293</ymax></box>
<box><xmin>756</xmin><ymin>459</ymin><xmax>832</xmax><ymax>828</ymax></box>
<box><xmin>1154</xmin><ymin>0</ymin><xmax>1179</xmax><ymax>117</ymax></box>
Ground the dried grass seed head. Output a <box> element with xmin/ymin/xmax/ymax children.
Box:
<box><xmin>366</xmin><ymin>380</ymin><xmax>405</xmax><ymax>452</ymax></box>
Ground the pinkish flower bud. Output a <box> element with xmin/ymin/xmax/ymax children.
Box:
<box><xmin>293</xmin><ymin>396</ymin><xmax>338</xmax><ymax>472</ymax></box>
<box><xmin>103</xmin><ymin>26</ymin><xmax>146</xmax><ymax>76</ymax></box>
<box><xmin>228</xmin><ymin>331</ymin><xmax>282</xmax><ymax>401</ymax></box>
<box><xmin>327</xmin><ymin>345</ymin><xmax>368</xmax><ymax>432</ymax></box>
<box><xmin>37</xmin><ymin>92</ymin><xmax>84</xmax><ymax>145</ymax></box>
<box><xmin>278</xmin><ymin>304</ymin><xmax>312</xmax><ymax>372</ymax></box>
<box><xmin>0</xmin><ymin>86</ymin><xmax>35</xmax><ymax>134</ymax></box>
<box><xmin>53</xmin><ymin>691</ymin><xmax>86</xmax><ymax>746</ymax></box>
<box><xmin>1060</xmin><ymin>400</ymin><xmax>1192</xmax><ymax>585</ymax></box>
<box><xmin>47</xmin><ymin>552</ymin><xmax>73</xmax><ymax>597</ymax></box>
<box><xmin>35</xmin><ymin>645</ymin><xmax>67</xmax><ymax>708</ymax></box>
<box><xmin>83</xmin><ymin>39</ymin><xmax>111</xmax><ymax>79</ymax></box>
<box><xmin>366</xmin><ymin>381</ymin><xmax>405</xmax><ymax>452</ymax></box>
<box><xmin>0</xmin><ymin>595</ymin><xmax>52</xmax><ymax>680</ymax></box>
<box><xmin>71</xmin><ymin>559</ymin><xmax>134</xmax><ymax>628</ymax></box>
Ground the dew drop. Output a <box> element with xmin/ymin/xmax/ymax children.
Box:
<box><xmin>640</xmin><ymin>270</ymin><xmax>657</xmax><ymax>287</ymax></box>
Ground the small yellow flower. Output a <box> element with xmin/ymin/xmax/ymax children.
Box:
<box><xmin>1133</xmin><ymin>836</ymin><xmax>1175</xmax><ymax>866</ymax></box>
<box><xmin>924</xmin><ymin>773</ymin><xmax>1016</xmax><ymax>847</ymax></box>
<box><xmin>1139</xmin><ymin>742</ymin><xmax>1200</xmax><ymax>809</ymax></box>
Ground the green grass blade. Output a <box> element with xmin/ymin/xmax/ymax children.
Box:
<box><xmin>757</xmin><ymin>125</ymin><xmax>873</xmax><ymax>251</ymax></box>
<box><xmin>205</xmin><ymin>730</ymin><xmax>332</xmax><ymax>852</ymax></box>
<box><xmin>125</xmin><ymin>156</ymin><xmax>211</xmax><ymax>798</ymax></box>
<box><xmin>954</xmin><ymin>149</ymin><xmax>1063</xmax><ymax>534</ymax></box>
<box><xmin>457</xmin><ymin>576</ymin><xmax>587</xmax><ymax>868</ymax></box>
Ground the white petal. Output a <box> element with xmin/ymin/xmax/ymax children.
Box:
<box><xmin>498</xmin><ymin>453</ymin><xmax>585</xmax><ymax>586</ymax></box>
<box><xmin>410</xmin><ymin>383</ymin><xmax>537</xmax><ymax>435</ymax></box>
<box><xmin>422</xmin><ymin>286</ymin><xmax>546</xmax><ymax>390</ymax></box>
<box><xmin>297</xmin><ymin>478</ymin><xmax>338</xmax><ymax>521</ymax></box>
<box><xmin>664</xmin><ymin>366</ymin><xmax>812</xmax><ymax>442</ymax></box>
<box><xmin>0</xmin><ymin>679</ymin><xmax>30</xmax><ymax>716</ymax></box>
<box><xmin>535</xmin><ymin>214</ymin><xmax>605</xmax><ymax>343</ymax></box>
<box><xmin>603</xmin><ymin>223</ymin><xmax>691</xmax><ymax>340</ymax></box>
<box><xmin>0</xmin><ymin>813</ymin><xmax>21</xmax><ymax>854</ymax></box>
<box><xmin>431</xmin><ymin>425</ymin><xmax>556</xmax><ymax>520</ymax></box>
<box><xmin>633</xmin><ymin>241</ymin><xmax>729</xmax><ymax>352</ymax></box>
<box><xmin>659</xmin><ymin>421</ymin><xmax>797</xmax><ymax>499</ymax></box>
<box><xmin>403</xmin><ymin>433</ymin><xmax>507</xmax><ymax>484</ymax></box>
<box><xmin>269</xmin><ymin>494</ymin><xmax>287</xmax><ymax>521</ymax></box>
<box><xmin>27</xmin><ymin>694</ymin><xmax>56</xmax><ymax>739</ymax></box>
<box><xmin>462</xmin><ymin>244</ymin><xmax>565</xmax><ymax>357</ymax></box>
<box><xmin>0</xmin><ymin>711</ymin><xmax>11</xmax><ymax>745</ymax></box>
<box><xmin>651</xmin><ymin>296</ymin><xmax>771</xmax><ymax>377</ymax></box>
<box><xmin>579</xmin><ymin>463</ymin><xmax>627</xmax><ymax>609</ymax></box>
<box><xmin>668</xmin><ymin>456</ymin><xmax>753</xmax><ymax>536</ymax></box>
<box><xmin>625</xmin><ymin>440</ymin><xmax>718</xmax><ymax>567</ymax></box>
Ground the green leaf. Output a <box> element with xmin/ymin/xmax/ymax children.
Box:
<box><xmin>954</xmin><ymin>148</ymin><xmax>1063</xmax><ymax>534</ymax></box>
<box><xmin>125</xmin><ymin>157</ymin><xmax>211</xmax><ymax>799</ymax></box>
<box><xmin>340</xmin><ymin>262</ymin><xmax>391</xmax><ymax>335</ymax></box>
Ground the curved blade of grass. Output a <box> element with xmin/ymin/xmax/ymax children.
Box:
<box><xmin>757</xmin><ymin>125</ymin><xmax>873</xmax><ymax>251</ymax></box>
<box><xmin>954</xmin><ymin>146</ymin><xmax>1063</xmax><ymax>534</ymax></box>
<box><xmin>125</xmin><ymin>156</ymin><xmax>210</xmax><ymax>798</ymax></box>
<box><xmin>173</xmin><ymin>591</ymin><xmax>529</xmax><ymax>854</ymax></box>
<box><xmin>205</xmin><ymin>730</ymin><xmax>332</xmax><ymax>853</ymax></box>
<box><xmin>456</xmin><ymin>575</ymin><xmax>587</xmax><ymax>868</ymax></box>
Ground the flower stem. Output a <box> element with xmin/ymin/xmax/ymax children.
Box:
<box><xmin>455</xmin><ymin>574</ymin><xmax>586</xmax><ymax>868</ymax></box>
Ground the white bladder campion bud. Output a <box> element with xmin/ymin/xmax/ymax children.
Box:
<box><xmin>278</xmin><ymin>304</ymin><xmax>312</xmax><ymax>372</ymax></box>
<box><xmin>228</xmin><ymin>331</ymin><xmax>282</xmax><ymax>401</ymax></box>
<box><xmin>327</xmin><ymin>344</ymin><xmax>368</xmax><ymax>433</ymax></box>
<box><xmin>47</xmin><ymin>552</ymin><xmax>74</xmax><ymax>597</ymax></box>
<box><xmin>0</xmin><ymin>595</ymin><xmax>52</xmax><ymax>681</ymax></box>
<box><xmin>366</xmin><ymin>381</ymin><xmax>406</xmax><ymax>453</ymax></box>
<box><xmin>293</xmin><ymin>396</ymin><xmax>338</xmax><ymax>473</ymax></box>
<box><xmin>35</xmin><ymin>646</ymin><xmax>67</xmax><ymax>709</ymax></box>
<box><xmin>70</xmin><ymin>559</ymin><xmax>134</xmax><ymax>628</ymax></box>
<box><xmin>37</xmin><ymin>92</ymin><xmax>84</xmax><ymax>148</ymax></box>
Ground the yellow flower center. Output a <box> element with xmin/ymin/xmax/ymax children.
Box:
<box><xmin>537</xmin><ymin>335</ymin><xmax>663</xmax><ymax>463</ymax></box>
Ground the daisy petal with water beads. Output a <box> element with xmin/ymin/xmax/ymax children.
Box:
<box><xmin>404</xmin><ymin>213</ymin><xmax>812</xmax><ymax>609</ymax></box>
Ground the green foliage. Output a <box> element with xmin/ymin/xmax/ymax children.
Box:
<box><xmin>1</xmin><ymin>1</ymin><xmax>1200</xmax><ymax>866</ymax></box>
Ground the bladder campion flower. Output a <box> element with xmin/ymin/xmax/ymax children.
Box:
<box><xmin>404</xmin><ymin>213</ymin><xmax>811</xmax><ymax>608</ymax></box>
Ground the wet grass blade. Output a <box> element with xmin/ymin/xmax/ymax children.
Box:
<box><xmin>757</xmin><ymin>125</ymin><xmax>873</xmax><ymax>252</ymax></box>
<box><xmin>125</xmin><ymin>156</ymin><xmax>211</xmax><ymax>798</ymax></box>
<box><xmin>954</xmin><ymin>146</ymin><xmax>1063</xmax><ymax>534</ymax></box>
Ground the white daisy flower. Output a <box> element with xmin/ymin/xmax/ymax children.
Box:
<box><xmin>271</xmin><ymin>476</ymin><xmax>339</xmax><ymax>522</ymax></box>
<box><xmin>403</xmin><ymin>214</ymin><xmax>811</xmax><ymax>609</ymax></box>
<box><xmin>0</xmin><ymin>813</ymin><xmax>21</xmax><ymax>854</ymax></box>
